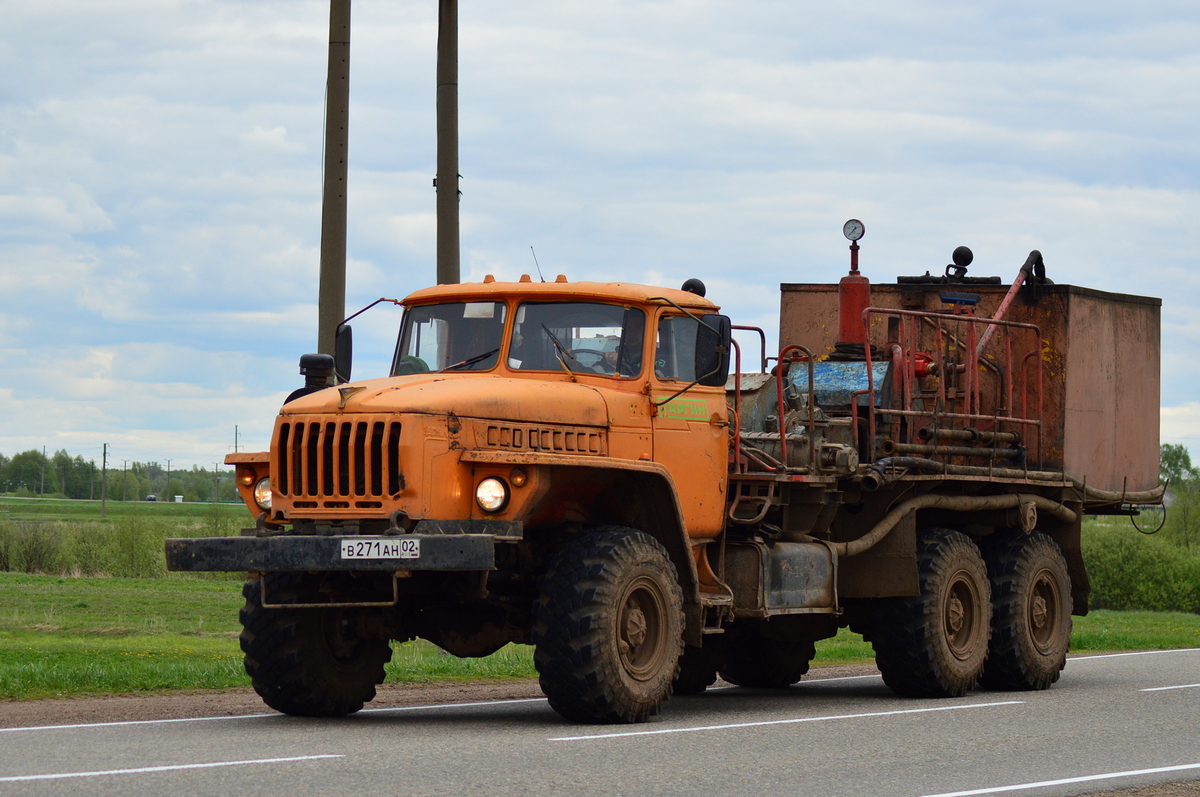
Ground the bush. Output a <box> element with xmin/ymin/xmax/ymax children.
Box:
<box><xmin>0</xmin><ymin>506</ymin><xmax>245</xmax><ymax>579</ymax></box>
<box><xmin>1083</xmin><ymin>521</ymin><xmax>1200</xmax><ymax>614</ymax></box>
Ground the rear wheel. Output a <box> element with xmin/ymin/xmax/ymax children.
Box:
<box><xmin>981</xmin><ymin>531</ymin><xmax>1071</xmax><ymax>690</ymax></box>
<box><xmin>239</xmin><ymin>573</ymin><xmax>392</xmax><ymax>717</ymax></box>
<box><xmin>719</xmin><ymin>632</ymin><xmax>815</xmax><ymax>688</ymax></box>
<box><xmin>533</xmin><ymin>527</ymin><xmax>684</xmax><ymax>723</ymax></box>
<box><xmin>871</xmin><ymin>528</ymin><xmax>991</xmax><ymax>698</ymax></box>
<box><xmin>673</xmin><ymin>640</ymin><xmax>725</xmax><ymax>695</ymax></box>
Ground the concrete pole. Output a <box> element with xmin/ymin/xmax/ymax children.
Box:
<box><xmin>318</xmin><ymin>0</ymin><xmax>352</xmax><ymax>355</ymax></box>
<box><xmin>101</xmin><ymin>443</ymin><xmax>107</xmax><ymax>518</ymax></box>
<box><xmin>436</xmin><ymin>0</ymin><xmax>460</xmax><ymax>284</ymax></box>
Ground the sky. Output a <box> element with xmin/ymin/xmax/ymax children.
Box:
<box><xmin>1</xmin><ymin>0</ymin><xmax>1198</xmax><ymax>470</ymax></box>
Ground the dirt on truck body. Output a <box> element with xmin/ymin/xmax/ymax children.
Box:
<box><xmin>168</xmin><ymin>230</ymin><xmax>1163</xmax><ymax>724</ymax></box>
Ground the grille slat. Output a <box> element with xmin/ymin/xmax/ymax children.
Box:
<box><xmin>276</xmin><ymin>415</ymin><xmax>402</xmax><ymax>505</ymax></box>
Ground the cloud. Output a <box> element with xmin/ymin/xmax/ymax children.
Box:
<box><xmin>1</xmin><ymin>0</ymin><xmax>1197</xmax><ymax>466</ymax></box>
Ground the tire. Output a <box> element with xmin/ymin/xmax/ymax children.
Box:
<box><xmin>719</xmin><ymin>633</ymin><xmax>815</xmax><ymax>688</ymax></box>
<box><xmin>870</xmin><ymin>528</ymin><xmax>992</xmax><ymax>698</ymax></box>
<box><xmin>239</xmin><ymin>573</ymin><xmax>392</xmax><ymax>717</ymax></box>
<box><xmin>532</xmin><ymin>527</ymin><xmax>685</xmax><ymax>723</ymax></box>
<box><xmin>673</xmin><ymin>641</ymin><xmax>724</xmax><ymax>696</ymax></box>
<box><xmin>981</xmin><ymin>531</ymin><xmax>1072</xmax><ymax>691</ymax></box>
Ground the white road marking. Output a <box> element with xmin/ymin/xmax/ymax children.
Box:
<box><xmin>1068</xmin><ymin>648</ymin><xmax>1200</xmax><ymax>661</ymax></box>
<box><xmin>0</xmin><ymin>754</ymin><xmax>344</xmax><ymax>783</ymax></box>
<box><xmin>0</xmin><ymin>713</ymin><xmax>277</xmax><ymax>734</ymax></box>
<box><xmin>1141</xmin><ymin>683</ymin><xmax>1200</xmax><ymax>692</ymax></box>
<box><xmin>918</xmin><ymin>761</ymin><xmax>1200</xmax><ymax>797</ymax></box>
<box><xmin>0</xmin><ymin>697</ymin><xmax>549</xmax><ymax>734</ymax></box>
<box><xmin>360</xmin><ymin>697</ymin><xmax>547</xmax><ymax>713</ymax></box>
<box><xmin>549</xmin><ymin>700</ymin><xmax>1024</xmax><ymax>742</ymax></box>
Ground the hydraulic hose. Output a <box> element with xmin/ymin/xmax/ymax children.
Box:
<box><xmin>831</xmin><ymin>492</ymin><xmax>1078</xmax><ymax>558</ymax></box>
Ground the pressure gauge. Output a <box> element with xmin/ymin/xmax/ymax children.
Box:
<box><xmin>843</xmin><ymin>219</ymin><xmax>865</xmax><ymax>242</ymax></box>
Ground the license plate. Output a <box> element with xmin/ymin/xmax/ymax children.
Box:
<box><xmin>340</xmin><ymin>538</ymin><xmax>420</xmax><ymax>560</ymax></box>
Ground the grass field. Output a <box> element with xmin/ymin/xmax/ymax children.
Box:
<box><xmin>1</xmin><ymin>572</ymin><xmax>1197</xmax><ymax>701</ymax></box>
<box><xmin>0</xmin><ymin>496</ymin><xmax>242</xmax><ymax>522</ymax></box>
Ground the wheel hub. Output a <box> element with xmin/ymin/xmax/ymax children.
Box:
<box><xmin>623</xmin><ymin>606</ymin><xmax>648</xmax><ymax>650</ymax></box>
<box><xmin>617</xmin><ymin>577</ymin><xmax>668</xmax><ymax>681</ymax></box>
<box><xmin>944</xmin><ymin>570</ymin><xmax>981</xmax><ymax>661</ymax></box>
<box><xmin>1029</xmin><ymin>569</ymin><xmax>1061</xmax><ymax>652</ymax></box>
<box><xmin>947</xmin><ymin>596</ymin><xmax>965</xmax><ymax>634</ymax></box>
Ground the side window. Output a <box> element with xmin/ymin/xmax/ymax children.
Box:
<box><xmin>654</xmin><ymin>315</ymin><xmax>699</xmax><ymax>382</ymax></box>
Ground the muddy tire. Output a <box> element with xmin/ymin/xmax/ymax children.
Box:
<box><xmin>981</xmin><ymin>531</ymin><xmax>1072</xmax><ymax>691</ymax></box>
<box><xmin>239</xmin><ymin>573</ymin><xmax>392</xmax><ymax>717</ymax></box>
<box><xmin>719</xmin><ymin>633</ymin><xmax>815</xmax><ymax>688</ymax></box>
<box><xmin>673</xmin><ymin>641</ymin><xmax>725</xmax><ymax>695</ymax></box>
<box><xmin>533</xmin><ymin>527</ymin><xmax>684</xmax><ymax>723</ymax></box>
<box><xmin>871</xmin><ymin>528</ymin><xmax>991</xmax><ymax>698</ymax></box>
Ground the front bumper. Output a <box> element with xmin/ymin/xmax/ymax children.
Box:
<box><xmin>165</xmin><ymin>532</ymin><xmax>502</xmax><ymax>573</ymax></box>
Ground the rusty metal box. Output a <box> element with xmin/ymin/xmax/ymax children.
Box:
<box><xmin>779</xmin><ymin>281</ymin><xmax>1160</xmax><ymax>493</ymax></box>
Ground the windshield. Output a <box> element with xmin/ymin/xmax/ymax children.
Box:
<box><xmin>392</xmin><ymin>302</ymin><xmax>507</xmax><ymax>375</ymax></box>
<box><xmin>509</xmin><ymin>302</ymin><xmax>645</xmax><ymax>377</ymax></box>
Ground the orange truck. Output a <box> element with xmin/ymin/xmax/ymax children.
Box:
<box><xmin>167</xmin><ymin>226</ymin><xmax>1162</xmax><ymax>724</ymax></box>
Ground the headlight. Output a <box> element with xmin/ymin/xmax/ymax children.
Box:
<box><xmin>253</xmin><ymin>477</ymin><xmax>272</xmax><ymax>511</ymax></box>
<box><xmin>475</xmin><ymin>477</ymin><xmax>509</xmax><ymax>513</ymax></box>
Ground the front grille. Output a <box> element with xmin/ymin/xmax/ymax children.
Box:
<box><xmin>480</xmin><ymin>424</ymin><xmax>605</xmax><ymax>456</ymax></box>
<box><xmin>276</xmin><ymin>416</ymin><xmax>402</xmax><ymax>507</ymax></box>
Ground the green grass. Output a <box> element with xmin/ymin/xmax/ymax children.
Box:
<box><xmin>0</xmin><ymin>496</ymin><xmax>244</xmax><ymax>523</ymax></box>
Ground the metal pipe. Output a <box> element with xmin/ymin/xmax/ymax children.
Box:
<box><xmin>436</xmin><ymin>0</ymin><xmax>460</xmax><ymax>284</ymax></box>
<box><xmin>977</xmin><ymin>254</ymin><xmax>1038</xmax><ymax>357</ymax></box>
<box><xmin>917</xmin><ymin>428</ymin><xmax>1021</xmax><ymax>445</ymax></box>
<box><xmin>878</xmin><ymin>441</ymin><xmax>1024</xmax><ymax>460</ymax></box>
<box><xmin>830</xmin><ymin>492</ymin><xmax>1079</xmax><ymax>558</ymax></box>
<box><xmin>861</xmin><ymin>455</ymin><xmax>1167</xmax><ymax>504</ymax></box>
<box><xmin>317</xmin><ymin>0</ymin><xmax>352</xmax><ymax>356</ymax></box>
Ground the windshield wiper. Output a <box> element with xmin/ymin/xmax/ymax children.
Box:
<box><xmin>541</xmin><ymin>324</ymin><xmax>579</xmax><ymax>382</ymax></box>
<box><xmin>442</xmin><ymin>347</ymin><xmax>499</xmax><ymax>371</ymax></box>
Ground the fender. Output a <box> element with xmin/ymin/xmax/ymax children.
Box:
<box><xmin>460</xmin><ymin>450</ymin><xmax>702</xmax><ymax>634</ymax></box>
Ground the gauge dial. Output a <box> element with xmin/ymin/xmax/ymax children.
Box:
<box><xmin>843</xmin><ymin>219</ymin><xmax>865</xmax><ymax>242</ymax></box>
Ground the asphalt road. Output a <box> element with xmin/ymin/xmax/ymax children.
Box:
<box><xmin>0</xmin><ymin>649</ymin><xmax>1196</xmax><ymax>797</ymax></box>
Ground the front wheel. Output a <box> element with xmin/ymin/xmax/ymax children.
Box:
<box><xmin>870</xmin><ymin>528</ymin><xmax>992</xmax><ymax>698</ymax></box>
<box><xmin>239</xmin><ymin>573</ymin><xmax>392</xmax><ymax>717</ymax></box>
<box><xmin>533</xmin><ymin>527</ymin><xmax>685</xmax><ymax>723</ymax></box>
<box><xmin>981</xmin><ymin>531</ymin><xmax>1072</xmax><ymax>690</ymax></box>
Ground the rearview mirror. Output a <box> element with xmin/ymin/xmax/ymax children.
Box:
<box><xmin>334</xmin><ymin>323</ymin><xmax>353</xmax><ymax>383</ymax></box>
<box><xmin>694</xmin><ymin>314</ymin><xmax>731</xmax><ymax>387</ymax></box>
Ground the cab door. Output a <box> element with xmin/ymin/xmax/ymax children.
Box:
<box><xmin>650</xmin><ymin>312</ymin><xmax>731</xmax><ymax>538</ymax></box>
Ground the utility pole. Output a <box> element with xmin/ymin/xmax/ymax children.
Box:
<box><xmin>317</xmin><ymin>0</ymin><xmax>351</xmax><ymax>357</ymax></box>
<box><xmin>213</xmin><ymin>462</ymin><xmax>220</xmax><ymax>504</ymax></box>
<box><xmin>234</xmin><ymin>425</ymin><xmax>239</xmax><ymax>454</ymax></box>
<box><xmin>436</xmin><ymin>0</ymin><xmax>460</xmax><ymax>285</ymax></box>
<box><xmin>101</xmin><ymin>443</ymin><xmax>107</xmax><ymax>518</ymax></box>
<box><xmin>89</xmin><ymin>460</ymin><xmax>94</xmax><ymax>500</ymax></box>
<box><xmin>165</xmin><ymin>460</ymin><xmax>171</xmax><ymax>502</ymax></box>
<box><xmin>122</xmin><ymin>461</ymin><xmax>128</xmax><ymax>502</ymax></box>
<box><xmin>40</xmin><ymin>446</ymin><xmax>45</xmax><ymax>495</ymax></box>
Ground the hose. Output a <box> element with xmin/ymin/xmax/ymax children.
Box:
<box><xmin>831</xmin><ymin>492</ymin><xmax>1078</xmax><ymax>558</ymax></box>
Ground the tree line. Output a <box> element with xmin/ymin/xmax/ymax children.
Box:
<box><xmin>0</xmin><ymin>449</ymin><xmax>237</xmax><ymax>503</ymax></box>
<box><xmin>1160</xmin><ymin>443</ymin><xmax>1200</xmax><ymax>550</ymax></box>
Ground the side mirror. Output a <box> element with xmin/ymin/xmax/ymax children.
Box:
<box><xmin>694</xmin><ymin>314</ymin><xmax>732</xmax><ymax>387</ymax></box>
<box><xmin>334</xmin><ymin>323</ymin><xmax>353</xmax><ymax>383</ymax></box>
